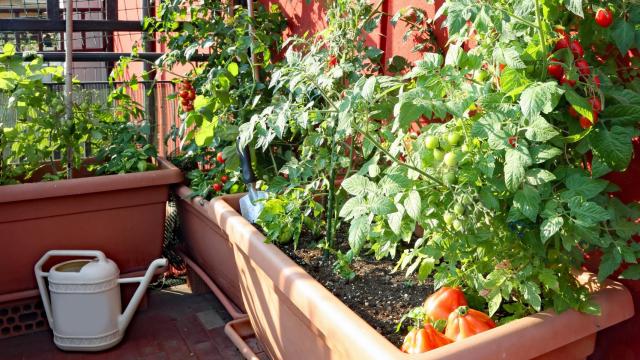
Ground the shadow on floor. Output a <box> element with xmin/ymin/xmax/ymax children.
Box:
<box><xmin>0</xmin><ymin>286</ymin><xmax>245</xmax><ymax>360</ymax></box>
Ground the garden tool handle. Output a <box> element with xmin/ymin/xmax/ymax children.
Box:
<box><xmin>236</xmin><ymin>137</ymin><xmax>257</xmax><ymax>185</ymax></box>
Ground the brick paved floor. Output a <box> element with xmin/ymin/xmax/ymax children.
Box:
<box><xmin>0</xmin><ymin>285</ymin><xmax>252</xmax><ymax>360</ymax></box>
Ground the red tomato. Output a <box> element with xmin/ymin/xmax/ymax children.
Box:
<box><xmin>423</xmin><ymin>287</ymin><xmax>468</xmax><ymax>322</ymax></box>
<box><xmin>594</xmin><ymin>75</ymin><xmax>601</xmax><ymax>88</ymax></box>
<box><xmin>180</xmin><ymin>90</ymin><xmax>190</xmax><ymax>99</ymax></box>
<box><xmin>184</xmin><ymin>105</ymin><xmax>194</xmax><ymax>112</ymax></box>
<box><xmin>547</xmin><ymin>62</ymin><xmax>564</xmax><ymax>80</ymax></box>
<box><xmin>579</xmin><ymin>116</ymin><xmax>592</xmax><ymax>129</ymax></box>
<box><xmin>328</xmin><ymin>55</ymin><xmax>338</xmax><ymax>68</ymax></box>
<box><xmin>570</xmin><ymin>40</ymin><xmax>585</xmax><ymax>58</ymax></box>
<box><xmin>553</xmin><ymin>34</ymin><xmax>569</xmax><ymax>51</ymax></box>
<box><xmin>589</xmin><ymin>97</ymin><xmax>602</xmax><ymax>112</ymax></box>
<box><xmin>221</xmin><ymin>175</ymin><xmax>229</xmax><ymax>183</ymax></box>
<box><xmin>187</xmin><ymin>91</ymin><xmax>196</xmax><ymax>101</ymax></box>
<box><xmin>575</xmin><ymin>59</ymin><xmax>591</xmax><ymax>77</ymax></box>
<box><xmin>212</xmin><ymin>183</ymin><xmax>222</xmax><ymax>192</ymax></box>
<box><xmin>508</xmin><ymin>136</ymin><xmax>517</xmax><ymax>147</ymax></box>
<box><xmin>181</xmin><ymin>99</ymin><xmax>190</xmax><ymax>106</ymax></box>
<box><xmin>216</xmin><ymin>152</ymin><xmax>225</xmax><ymax>163</ymax></box>
<box><xmin>560</xmin><ymin>74</ymin><xmax>576</xmax><ymax>87</ymax></box>
<box><xmin>595</xmin><ymin>8</ymin><xmax>613</xmax><ymax>28</ymax></box>
<box><xmin>568</xmin><ymin>105</ymin><xmax>579</xmax><ymax>118</ymax></box>
<box><xmin>400</xmin><ymin>324</ymin><xmax>452</xmax><ymax>354</ymax></box>
<box><xmin>445</xmin><ymin>306</ymin><xmax>496</xmax><ymax>341</ymax></box>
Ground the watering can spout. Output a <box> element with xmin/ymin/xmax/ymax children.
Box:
<box><xmin>117</xmin><ymin>258</ymin><xmax>168</xmax><ymax>333</ymax></box>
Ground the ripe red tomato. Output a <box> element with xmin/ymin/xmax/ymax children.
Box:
<box><xmin>568</xmin><ymin>105</ymin><xmax>579</xmax><ymax>118</ymax></box>
<box><xmin>554</xmin><ymin>37</ymin><xmax>570</xmax><ymax>52</ymax></box>
<box><xmin>594</xmin><ymin>75</ymin><xmax>601</xmax><ymax>88</ymax></box>
<box><xmin>184</xmin><ymin>104</ymin><xmax>194</xmax><ymax>112</ymax></box>
<box><xmin>187</xmin><ymin>91</ymin><xmax>196</xmax><ymax>101</ymax></box>
<box><xmin>560</xmin><ymin>74</ymin><xmax>576</xmax><ymax>87</ymax></box>
<box><xmin>595</xmin><ymin>8</ymin><xmax>613</xmax><ymax>28</ymax></box>
<box><xmin>570</xmin><ymin>40</ymin><xmax>584</xmax><ymax>58</ymax></box>
<box><xmin>575</xmin><ymin>59</ymin><xmax>591</xmax><ymax>77</ymax></box>
<box><xmin>328</xmin><ymin>55</ymin><xmax>338</xmax><ymax>68</ymax></box>
<box><xmin>589</xmin><ymin>97</ymin><xmax>602</xmax><ymax>112</ymax></box>
<box><xmin>180</xmin><ymin>90</ymin><xmax>190</xmax><ymax>99</ymax></box>
<box><xmin>221</xmin><ymin>175</ymin><xmax>229</xmax><ymax>183</ymax></box>
<box><xmin>181</xmin><ymin>99</ymin><xmax>190</xmax><ymax>106</ymax></box>
<box><xmin>547</xmin><ymin>63</ymin><xmax>564</xmax><ymax>80</ymax></box>
<box><xmin>216</xmin><ymin>152</ymin><xmax>225</xmax><ymax>163</ymax></box>
<box><xmin>579</xmin><ymin>116</ymin><xmax>592</xmax><ymax>129</ymax></box>
<box><xmin>423</xmin><ymin>287</ymin><xmax>468</xmax><ymax>322</ymax></box>
<box><xmin>508</xmin><ymin>136</ymin><xmax>517</xmax><ymax>147</ymax></box>
<box><xmin>212</xmin><ymin>183</ymin><xmax>222</xmax><ymax>192</ymax></box>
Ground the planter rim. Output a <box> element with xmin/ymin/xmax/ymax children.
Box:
<box><xmin>212</xmin><ymin>193</ymin><xmax>635</xmax><ymax>360</ymax></box>
<box><xmin>0</xmin><ymin>157</ymin><xmax>182</xmax><ymax>204</ymax></box>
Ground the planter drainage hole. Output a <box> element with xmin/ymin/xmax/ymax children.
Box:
<box><xmin>6</xmin><ymin>317</ymin><xmax>15</xmax><ymax>325</ymax></box>
<box><xmin>10</xmin><ymin>306</ymin><xmax>20</xmax><ymax>314</ymax></box>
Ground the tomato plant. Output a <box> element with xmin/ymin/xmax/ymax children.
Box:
<box><xmin>0</xmin><ymin>45</ymin><xmax>157</xmax><ymax>184</ymax></box>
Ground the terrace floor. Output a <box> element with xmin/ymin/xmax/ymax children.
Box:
<box><xmin>0</xmin><ymin>283</ymin><xmax>265</xmax><ymax>360</ymax></box>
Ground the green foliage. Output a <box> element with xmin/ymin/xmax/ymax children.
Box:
<box><xmin>131</xmin><ymin>0</ymin><xmax>287</xmax><ymax>198</ymax></box>
<box><xmin>246</xmin><ymin>0</ymin><xmax>640</xmax><ymax>323</ymax></box>
<box><xmin>0</xmin><ymin>45</ymin><xmax>156</xmax><ymax>184</ymax></box>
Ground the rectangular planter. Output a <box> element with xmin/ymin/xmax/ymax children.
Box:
<box><xmin>0</xmin><ymin>158</ymin><xmax>183</xmax><ymax>303</ymax></box>
<box><xmin>210</xmin><ymin>194</ymin><xmax>634</xmax><ymax>360</ymax></box>
<box><xmin>174</xmin><ymin>185</ymin><xmax>245</xmax><ymax>313</ymax></box>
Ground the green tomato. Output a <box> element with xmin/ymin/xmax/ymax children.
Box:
<box><xmin>443</xmin><ymin>172</ymin><xmax>457</xmax><ymax>185</ymax></box>
<box><xmin>433</xmin><ymin>149</ymin><xmax>445</xmax><ymax>161</ymax></box>
<box><xmin>439</xmin><ymin>137</ymin><xmax>452</xmax><ymax>151</ymax></box>
<box><xmin>454</xmin><ymin>203</ymin><xmax>465</xmax><ymax>216</ymax></box>
<box><xmin>474</xmin><ymin>70</ymin><xmax>488</xmax><ymax>82</ymax></box>
<box><xmin>461</xmin><ymin>143</ymin><xmax>470</xmax><ymax>153</ymax></box>
<box><xmin>452</xmin><ymin>219</ymin><xmax>463</xmax><ymax>231</ymax></box>
<box><xmin>425</xmin><ymin>135</ymin><xmax>439</xmax><ymax>150</ymax></box>
<box><xmin>443</xmin><ymin>211</ymin><xmax>454</xmax><ymax>225</ymax></box>
<box><xmin>447</xmin><ymin>132</ymin><xmax>462</xmax><ymax>146</ymax></box>
<box><xmin>443</xmin><ymin>152</ymin><xmax>458</xmax><ymax>167</ymax></box>
<box><xmin>427</xmin><ymin>195</ymin><xmax>439</xmax><ymax>204</ymax></box>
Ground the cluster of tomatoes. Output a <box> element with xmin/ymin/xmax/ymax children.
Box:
<box><xmin>401</xmin><ymin>287</ymin><xmax>495</xmax><ymax>354</ymax></box>
<box><xmin>210</xmin><ymin>151</ymin><xmax>227</xmax><ymax>193</ymax></box>
<box><xmin>179</xmin><ymin>80</ymin><xmax>196</xmax><ymax>112</ymax></box>
<box><xmin>547</xmin><ymin>30</ymin><xmax>602</xmax><ymax>130</ymax></box>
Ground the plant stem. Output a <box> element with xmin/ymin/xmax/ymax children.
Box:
<box><xmin>325</xmin><ymin>113</ymin><xmax>340</xmax><ymax>252</ymax></box>
<box><xmin>534</xmin><ymin>0</ymin><xmax>548</xmax><ymax>69</ymax></box>
<box><xmin>355</xmin><ymin>125</ymin><xmax>446</xmax><ymax>187</ymax></box>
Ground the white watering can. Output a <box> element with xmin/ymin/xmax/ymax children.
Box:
<box><xmin>34</xmin><ymin>250</ymin><xmax>167</xmax><ymax>352</ymax></box>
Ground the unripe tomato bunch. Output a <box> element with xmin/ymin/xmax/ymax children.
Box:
<box><xmin>422</xmin><ymin>128</ymin><xmax>476</xmax><ymax>231</ymax></box>
<box><xmin>178</xmin><ymin>80</ymin><xmax>196</xmax><ymax>112</ymax></box>
<box><xmin>547</xmin><ymin>30</ymin><xmax>602</xmax><ymax>130</ymax></box>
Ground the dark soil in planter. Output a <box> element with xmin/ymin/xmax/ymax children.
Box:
<box><xmin>278</xmin><ymin>229</ymin><xmax>433</xmax><ymax>346</ymax></box>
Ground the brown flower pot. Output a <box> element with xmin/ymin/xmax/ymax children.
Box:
<box><xmin>210</xmin><ymin>194</ymin><xmax>634</xmax><ymax>360</ymax></box>
<box><xmin>0</xmin><ymin>158</ymin><xmax>182</xmax><ymax>304</ymax></box>
<box><xmin>174</xmin><ymin>185</ymin><xmax>245</xmax><ymax>313</ymax></box>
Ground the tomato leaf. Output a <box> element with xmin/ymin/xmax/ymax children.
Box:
<box><xmin>540</xmin><ymin>216</ymin><xmax>564</xmax><ymax>243</ymax></box>
<box><xmin>590</xmin><ymin>126</ymin><xmax>634</xmax><ymax>171</ymax></box>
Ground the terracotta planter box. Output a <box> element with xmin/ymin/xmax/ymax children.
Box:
<box><xmin>174</xmin><ymin>185</ymin><xmax>245</xmax><ymax>313</ymax></box>
<box><xmin>210</xmin><ymin>194</ymin><xmax>634</xmax><ymax>360</ymax></box>
<box><xmin>0</xmin><ymin>158</ymin><xmax>182</xmax><ymax>303</ymax></box>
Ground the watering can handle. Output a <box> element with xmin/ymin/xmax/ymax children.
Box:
<box><xmin>34</xmin><ymin>250</ymin><xmax>108</xmax><ymax>329</ymax></box>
